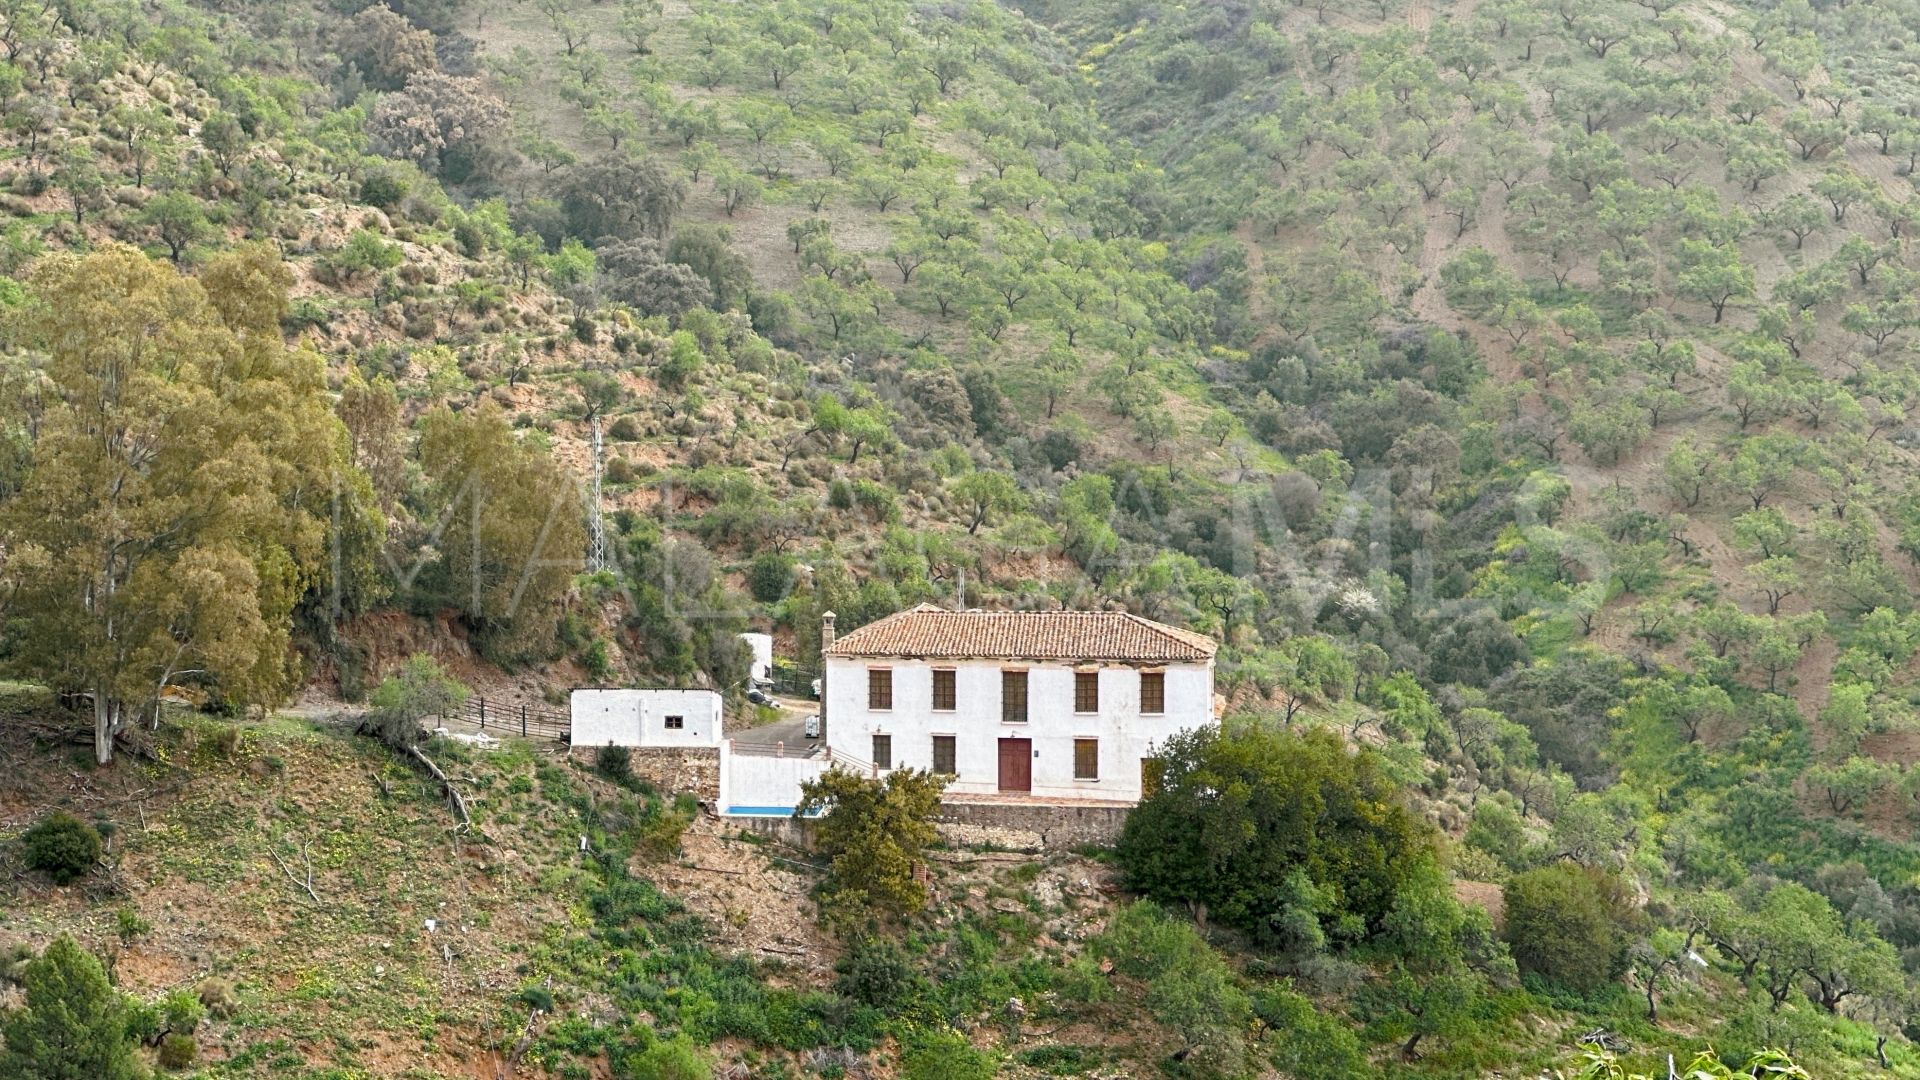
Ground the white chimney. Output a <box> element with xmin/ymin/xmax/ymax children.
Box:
<box><xmin>819</xmin><ymin>611</ymin><xmax>835</xmax><ymax>740</ymax></box>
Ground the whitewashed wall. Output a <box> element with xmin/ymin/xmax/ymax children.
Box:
<box><xmin>741</xmin><ymin>633</ymin><xmax>774</xmax><ymax>683</ymax></box>
<box><xmin>570</xmin><ymin>689</ymin><xmax>723</xmax><ymax>748</ymax></box>
<box><xmin>719</xmin><ymin>745</ymin><xmax>833</xmax><ymax>815</ymax></box>
<box><xmin>821</xmin><ymin>657</ymin><xmax>1213</xmax><ymax>803</ymax></box>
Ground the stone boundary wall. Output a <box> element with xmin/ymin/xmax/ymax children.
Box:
<box><xmin>935</xmin><ymin>801</ymin><xmax>1129</xmax><ymax>850</ymax></box>
<box><xmin>724</xmin><ymin>815</ymin><xmax>817</xmax><ymax>848</ymax></box>
<box><xmin>575</xmin><ymin>745</ymin><xmax>721</xmax><ymax>802</ymax></box>
<box><xmin>719</xmin><ymin>800</ymin><xmax>1129</xmax><ymax>852</ymax></box>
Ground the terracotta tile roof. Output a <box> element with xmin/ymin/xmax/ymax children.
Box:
<box><xmin>824</xmin><ymin>604</ymin><xmax>1217</xmax><ymax>664</ymax></box>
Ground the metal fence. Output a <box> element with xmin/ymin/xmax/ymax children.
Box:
<box><xmin>728</xmin><ymin>739</ymin><xmax>876</xmax><ymax>774</ymax></box>
<box><xmin>768</xmin><ymin>665</ymin><xmax>818</xmax><ymax>699</ymax></box>
<box><xmin>454</xmin><ymin>697</ymin><xmax>570</xmax><ymax>743</ymax></box>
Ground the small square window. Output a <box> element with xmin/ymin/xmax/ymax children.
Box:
<box><xmin>664</xmin><ymin>715</ymin><xmax>685</xmax><ymax>730</ymax></box>
<box><xmin>868</xmin><ymin>668</ymin><xmax>892</xmax><ymax>710</ymax></box>
<box><xmin>1074</xmin><ymin>738</ymin><xmax>1099</xmax><ymax>781</ymax></box>
<box><xmin>1074</xmin><ymin>671</ymin><xmax>1099</xmax><ymax>713</ymax></box>
<box><xmin>932</xmin><ymin>669</ymin><xmax>956</xmax><ymax>711</ymax></box>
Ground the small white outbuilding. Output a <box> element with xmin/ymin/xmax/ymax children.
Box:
<box><xmin>741</xmin><ymin>632</ymin><xmax>774</xmax><ymax>685</ymax></box>
<box><xmin>570</xmin><ymin>688</ymin><xmax>724</xmax><ymax>748</ymax></box>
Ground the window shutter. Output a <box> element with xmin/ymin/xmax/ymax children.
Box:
<box><xmin>1002</xmin><ymin>670</ymin><xmax>1028</xmax><ymax>722</ymax></box>
<box><xmin>1140</xmin><ymin>671</ymin><xmax>1165</xmax><ymax>714</ymax></box>
<box><xmin>1074</xmin><ymin>738</ymin><xmax>1099</xmax><ymax>780</ymax></box>
<box><xmin>1141</xmin><ymin>756</ymin><xmax>1165</xmax><ymax>797</ymax></box>
<box><xmin>1074</xmin><ymin>671</ymin><xmax>1099</xmax><ymax>713</ymax></box>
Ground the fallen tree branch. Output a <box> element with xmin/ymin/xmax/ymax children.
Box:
<box><xmin>30</xmin><ymin>721</ymin><xmax>158</xmax><ymax>762</ymax></box>
<box><xmin>405</xmin><ymin>743</ymin><xmax>471</xmax><ymax>831</ymax></box>
<box><xmin>353</xmin><ymin>713</ymin><xmax>473</xmax><ymax>832</ymax></box>
<box><xmin>269</xmin><ymin>839</ymin><xmax>321</xmax><ymax>904</ymax></box>
<box><xmin>498</xmin><ymin>1005</ymin><xmax>544</xmax><ymax>1080</ymax></box>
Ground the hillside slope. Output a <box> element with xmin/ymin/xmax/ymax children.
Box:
<box><xmin>9</xmin><ymin>0</ymin><xmax>1920</xmax><ymax>1076</ymax></box>
<box><xmin>0</xmin><ymin>701</ymin><xmax>1184</xmax><ymax>1080</ymax></box>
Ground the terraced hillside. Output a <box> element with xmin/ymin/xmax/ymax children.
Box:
<box><xmin>8</xmin><ymin>0</ymin><xmax>1920</xmax><ymax>1076</ymax></box>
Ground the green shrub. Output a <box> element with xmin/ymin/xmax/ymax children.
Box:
<box><xmin>157</xmin><ymin>1033</ymin><xmax>197</xmax><ymax>1069</ymax></box>
<box><xmin>851</xmin><ymin>480</ymin><xmax>898</xmax><ymax>522</ymax></box>
<box><xmin>282</xmin><ymin>296</ymin><xmax>331</xmax><ymax>333</ymax></box>
<box><xmin>196</xmin><ymin>979</ymin><xmax>239</xmax><ymax>1019</ymax></box>
<box><xmin>899</xmin><ymin>1028</ymin><xmax>995</xmax><ymax>1080</ymax></box>
<box><xmin>797</xmin><ymin>768</ymin><xmax>948</xmax><ymax>922</ymax></box>
<box><xmin>608</xmin><ymin>416</ymin><xmax>642</xmax><ymax>440</ymax></box>
<box><xmin>657</xmin><ymin>331</ymin><xmax>704</xmax><ymax>391</ymax></box>
<box><xmin>359</xmin><ymin>171</ymin><xmax>409</xmax><ymax>209</ymax></box>
<box><xmin>23</xmin><ymin>811</ymin><xmax>102</xmax><ymax>884</ymax></box>
<box><xmin>748</xmin><ymin>551</ymin><xmax>796</xmax><ymax>603</ymax></box>
<box><xmin>639</xmin><ymin>805</ymin><xmax>693</xmax><ymax>859</ymax></box>
<box><xmin>557</xmin><ymin>611</ymin><xmax>593</xmax><ymax>652</ymax></box>
<box><xmin>1450</xmin><ymin>844</ymin><xmax>1507</xmax><ymax>884</ymax></box>
<box><xmin>1118</xmin><ymin>727</ymin><xmax>1431</xmax><ymax>950</ymax></box>
<box><xmin>114</xmin><ymin>907</ymin><xmax>150</xmax><ymax>944</ymax></box>
<box><xmin>1091</xmin><ymin>903</ymin><xmax>1252</xmax><ymax>1056</ymax></box>
<box><xmin>827</xmin><ymin>477</ymin><xmax>855</xmax><ymax>509</ymax></box>
<box><xmin>1502</xmin><ymin>863</ymin><xmax>1632</xmax><ymax>994</ymax></box>
<box><xmin>0</xmin><ymin>942</ymin><xmax>33</xmax><ymax>986</ymax></box>
<box><xmin>160</xmin><ymin>988</ymin><xmax>205</xmax><ymax>1035</ymax></box>
<box><xmin>582</xmin><ymin>639</ymin><xmax>614</xmax><ymax>682</ymax></box>
<box><xmin>595</xmin><ymin>744</ymin><xmax>634</xmax><ymax>785</ymax></box>
<box><xmin>1256</xmin><ymin>987</ymin><xmax>1376</xmax><ymax>1080</ymax></box>
<box><xmin>1018</xmin><ymin>1046</ymin><xmax>1098</xmax><ymax>1075</ymax></box>
<box><xmin>1464</xmin><ymin>799</ymin><xmax>1529</xmax><ymax>870</ymax></box>
<box><xmin>833</xmin><ymin>938</ymin><xmax>926</xmax><ymax>1009</ymax></box>
<box><xmin>621</xmin><ymin>1034</ymin><xmax>709</xmax><ymax>1080</ymax></box>
<box><xmin>362</xmin><ymin>654</ymin><xmax>470</xmax><ymax>748</ymax></box>
<box><xmin>328</xmin><ymin>229</ymin><xmax>404</xmax><ymax>280</ymax></box>
<box><xmin>124</xmin><ymin>998</ymin><xmax>164</xmax><ymax>1045</ymax></box>
<box><xmin>0</xmin><ymin>936</ymin><xmax>142</xmax><ymax>1079</ymax></box>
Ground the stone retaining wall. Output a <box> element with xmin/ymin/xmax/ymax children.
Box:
<box><xmin>935</xmin><ymin>801</ymin><xmax>1129</xmax><ymax>850</ymax></box>
<box><xmin>724</xmin><ymin>815</ymin><xmax>816</xmax><ymax>848</ymax></box>
<box><xmin>719</xmin><ymin>800</ymin><xmax>1129</xmax><ymax>852</ymax></box>
<box><xmin>576</xmin><ymin>745</ymin><xmax>722</xmax><ymax>802</ymax></box>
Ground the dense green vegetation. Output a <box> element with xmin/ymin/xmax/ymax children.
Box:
<box><xmin>796</xmin><ymin>764</ymin><xmax>949</xmax><ymax>926</ymax></box>
<box><xmin>0</xmin><ymin>935</ymin><xmax>144</xmax><ymax>1080</ymax></box>
<box><xmin>5</xmin><ymin>0</ymin><xmax>1920</xmax><ymax>1073</ymax></box>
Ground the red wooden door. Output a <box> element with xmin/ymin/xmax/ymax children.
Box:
<box><xmin>998</xmin><ymin>738</ymin><xmax>1032</xmax><ymax>793</ymax></box>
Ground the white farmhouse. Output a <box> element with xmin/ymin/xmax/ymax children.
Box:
<box><xmin>819</xmin><ymin>605</ymin><xmax>1218</xmax><ymax>804</ymax></box>
<box><xmin>571</xmin><ymin>688</ymin><xmax>724</xmax><ymax>748</ymax></box>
